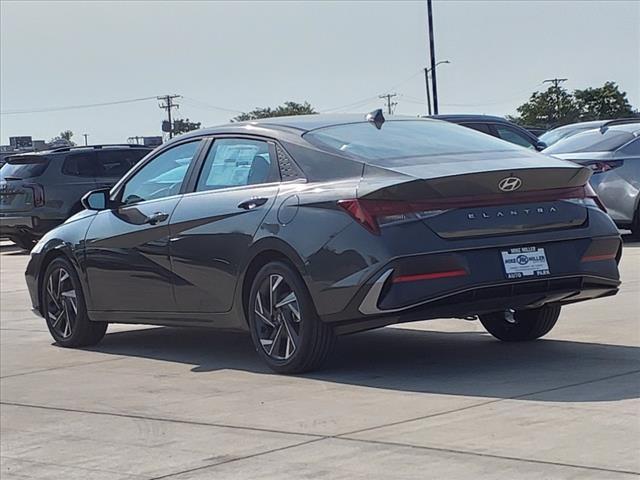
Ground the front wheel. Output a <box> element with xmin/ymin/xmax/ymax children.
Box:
<box><xmin>248</xmin><ymin>261</ymin><xmax>335</xmax><ymax>374</ymax></box>
<box><xmin>479</xmin><ymin>305</ymin><xmax>561</xmax><ymax>342</ymax></box>
<box><xmin>41</xmin><ymin>257</ymin><xmax>108</xmax><ymax>347</ymax></box>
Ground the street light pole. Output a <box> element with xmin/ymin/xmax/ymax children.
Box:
<box><xmin>426</xmin><ymin>0</ymin><xmax>439</xmax><ymax>114</ymax></box>
<box><xmin>424</xmin><ymin>68</ymin><xmax>432</xmax><ymax>116</ymax></box>
<box><xmin>424</xmin><ymin>61</ymin><xmax>450</xmax><ymax>116</ymax></box>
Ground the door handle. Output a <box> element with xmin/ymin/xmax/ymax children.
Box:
<box><xmin>237</xmin><ymin>197</ymin><xmax>268</xmax><ymax>210</ymax></box>
<box><xmin>145</xmin><ymin>211</ymin><xmax>169</xmax><ymax>225</ymax></box>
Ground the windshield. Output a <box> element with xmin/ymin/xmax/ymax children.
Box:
<box><xmin>539</xmin><ymin>128</ymin><xmax>576</xmax><ymax>147</ymax></box>
<box><xmin>544</xmin><ymin>128</ymin><xmax>636</xmax><ymax>154</ymax></box>
<box><xmin>0</xmin><ymin>157</ymin><xmax>49</xmax><ymax>179</ymax></box>
<box><xmin>304</xmin><ymin>120</ymin><xmax>522</xmax><ymax>161</ymax></box>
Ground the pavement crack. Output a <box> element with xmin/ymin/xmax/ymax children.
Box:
<box><xmin>0</xmin><ymin>357</ymin><xmax>128</xmax><ymax>379</ymax></box>
<box><xmin>0</xmin><ymin>401</ymin><xmax>323</xmax><ymax>439</ymax></box>
<box><xmin>146</xmin><ymin>438</ymin><xmax>326</xmax><ymax>480</ymax></box>
<box><xmin>335</xmin><ymin>368</ymin><xmax>640</xmax><ymax>438</ymax></box>
<box><xmin>337</xmin><ymin>437</ymin><xmax>640</xmax><ymax>477</ymax></box>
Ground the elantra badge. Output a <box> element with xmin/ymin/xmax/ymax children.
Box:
<box><xmin>498</xmin><ymin>176</ymin><xmax>523</xmax><ymax>192</ymax></box>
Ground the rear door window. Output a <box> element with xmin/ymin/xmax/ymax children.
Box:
<box><xmin>460</xmin><ymin>122</ymin><xmax>492</xmax><ymax>135</ymax></box>
<box><xmin>196</xmin><ymin>139</ymin><xmax>278</xmax><ymax>191</ymax></box>
<box><xmin>494</xmin><ymin>125</ymin><xmax>536</xmax><ymax>149</ymax></box>
<box><xmin>95</xmin><ymin>149</ymin><xmax>148</xmax><ymax>179</ymax></box>
<box><xmin>62</xmin><ymin>152</ymin><xmax>97</xmax><ymax>177</ymax></box>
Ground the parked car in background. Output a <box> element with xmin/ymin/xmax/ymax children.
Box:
<box><xmin>543</xmin><ymin>119</ymin><xmax>640</xmax><ymax>236</ymax></box>
<box><xmin>0</xmin><ymin>144</ymin><xmax>151</xmax><ymax>249</ymax></box>
<box><xmin>523</xmin><ymin>126</ymin><xmax>547</xmax><ymax>137</ymax></box>
<box><xmin>539</xmin><ymin>120</ymin><xmax>611</xmax><ymax>147</ymax></box>
<box><xmin>25</xmin><ymin>113</ymin><xmax>621</xmax><ymax>373</ymax></box>
<box><xmin>432</xmin><ymin>114</ymin><xmax>547</xmax><ymax>151</ymax></box>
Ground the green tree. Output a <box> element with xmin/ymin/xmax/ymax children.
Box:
<box><xmin>573</xmin><ymin>82</ymin><xmax>635</xmax><ymax>121</ymax></box>
<box><xmin>172</xmin><ymin>118</ymin><xmax>201</xmax><ymax>135</ymax></box>
<box><xmin>513</xmin><ymin>85</ymin><xmax>579</xmax><ymax>128</ymax></box>
<box><xmin>48</xmin><ymin>130</ymin><xmax>76</xmax><ymax>146</ymax></box>
<box><xmin>233</xmin><ymin>101</ymin><xmax>316</xmax><ymax>122</ymax></box>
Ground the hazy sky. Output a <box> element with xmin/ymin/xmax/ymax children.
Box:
<box><xmin>1</xmin><ymin>0</ymin><xmax>638</xmax><ymax>144</ymax></box>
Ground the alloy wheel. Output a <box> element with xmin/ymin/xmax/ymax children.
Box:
<box><xmin>253</xmin><ymin>274</ymin><xmax>302</xmax><ymax>361</ymax></box>
<box><xmin>45</xmin><ymin>267</ymin><xmax>77</xmax><ymax>339</ymax></box>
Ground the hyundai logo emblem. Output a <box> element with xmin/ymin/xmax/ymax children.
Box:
<box><xmin>498</xmin><ymin>176</ymin><xmax>523</xmax><ymax>192</ymax></box>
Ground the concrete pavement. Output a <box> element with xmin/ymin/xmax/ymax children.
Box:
<box><xmin>1</xmin><ymin>238</ymin><xmax>639</xmax><ymax>479</ymax></box>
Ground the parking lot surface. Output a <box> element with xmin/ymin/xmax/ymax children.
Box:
<box><xmin>1</xmin><ymin>238</ymin><xmax>639</xmax><ymax>479</ymax></box>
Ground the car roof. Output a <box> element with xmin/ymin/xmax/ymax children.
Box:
<box><xmin>177</xmin><ymin>114</ymin><xmax>439</xmax><ymax>142</ymax></box>
<box><xmin>5</xmin><ymin>144</ymin><xmax>151</xmax><ymax>157</ymax></box>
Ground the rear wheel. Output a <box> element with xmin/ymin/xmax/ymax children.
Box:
<box><xmin>9</xmin><ymin>234</ymin><xmax>37</xmax><ymax>251</ymax></box>
<box><xmin>631</xmin><ymin>206</ymin><xmax>640</xmax><ymax>239</ymax></box>
<box><xmin>41</xmin><ymin>257</ymin><xmax>107</xmax><ymax>347</ymax></box>
<box><xmin>248</xmin><ymin>261</ymin><xmax>335</xmax><ymax>374</ymax></box>
<box><xmin>479</xmin><ymin>305</ymin><xmax>561</xmax><ymax>342</ymax></box>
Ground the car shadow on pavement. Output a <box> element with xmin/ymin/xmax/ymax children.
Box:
<box><xmin>87</xmin><ymin>324</ymin><xmax>640</xmax><ymax>403</ymax></box>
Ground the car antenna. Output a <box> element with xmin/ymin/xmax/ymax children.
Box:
<box><xmin>366</xmin><ymin>109</ymin><xmax>385</xmax><ymax>130</ymax></box>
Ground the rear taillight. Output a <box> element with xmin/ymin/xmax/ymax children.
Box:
<box><xmin>584</xmin><ymin>160</ymin><xmax>623</xmax><ymax>174</ymax></box>
<box><xmin>339</xmin><ymin>184</ymin><xmax>606</xmax><ymax>234</ymax></box>
<box><xmin>24</xmin><ymin>183</ymin><xmax>45</xmax><ymax>207</ymax></box>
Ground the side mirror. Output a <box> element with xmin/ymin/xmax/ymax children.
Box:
<box><xmin>535</xmin><ymin>140</ymin><xmax>548</xmax><ymax>151</ymax></box>
<box><xmin>81</xmin><ymin>188</ymin><xmax>111</xmax><ymax>211</ymax></box>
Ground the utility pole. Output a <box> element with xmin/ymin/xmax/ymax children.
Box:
<box><xmin>543</xmin><ymin>78</ymin><xmax>567</xmax><ymax>89</ymax></box>
<box><xmin>82</xmin><ymin>133</ymin><xmax>89</xmax><ymax>146</ymax></box>
<box><xmin>157</xmin><ymin>95</ymin><xmax>181</xmax><ymax>139</ymax></box>
<box><xmin>543</xmin><ymin>78</ymin><xmax>568</xmax><ymax>123</ymax></box>
<box><xmin>426</xmin><ymin>0</ymin><xmax>439</xmax><ymax>114</ymax></box>
<box><xmin>379</xmin><ymin>93</ymin><xmax>398</xmax><ymax>115</ymax></box>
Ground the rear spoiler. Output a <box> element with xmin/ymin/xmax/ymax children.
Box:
<box><xmin>5</xmin><ymin>155</ymin><xmax>49</xmax><ymax>164</ymax></box>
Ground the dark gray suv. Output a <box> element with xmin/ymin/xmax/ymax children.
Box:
<box><xmin>0</xmin><ymin>144</ymin><xmax>151</xmax><ymax>249</ymax></box>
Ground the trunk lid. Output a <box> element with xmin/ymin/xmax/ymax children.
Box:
<box><xmin>357</xmin><ymin>150</ymin><xmax>592</xmax><ymax>238</ymax></box>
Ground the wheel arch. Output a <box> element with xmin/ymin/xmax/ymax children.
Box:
<box><xmin>237</xmin><ymin>238</ymin><xmax>309</xmax><ymax>328</ymax></box>
<box><xmin>36</xmin><ymin>242</ymin><xmax>84</xmax><ymax>314</ymax></box>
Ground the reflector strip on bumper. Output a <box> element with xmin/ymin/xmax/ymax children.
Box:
<box><xmin>392</xmin><ymin>269</ymin><xmax>468</xmax><ymax>283</ymax></box>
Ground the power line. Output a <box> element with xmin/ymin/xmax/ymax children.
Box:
<box><xmin>0</xmin><ymin>96</ymin><xmax>158</xmax><ymax>115</ymax></box>
<box><xmin>181</xmin><ymin>97</ymin><xmax>244</xmax><ymax>114</ymax></box>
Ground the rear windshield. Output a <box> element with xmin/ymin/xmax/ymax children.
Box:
<box><xmin>0</xmin><ymin>157</ymin><xmax>49</xmax><ymax>179</ymax></box>
<box><xmin>544</xmin><ymin>129</ymin><xmax>636</xmax><ymax>154</ymax></box>
<box><xmin>303</xmin><ymin>120</ymin><xmax>521</xmax><ymax>160</ymax></box>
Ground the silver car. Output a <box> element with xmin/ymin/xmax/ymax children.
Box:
<box><xmin>544</xmin><ymin>120</ymin><xmax>640</xmax><ymax>236</ymax></box>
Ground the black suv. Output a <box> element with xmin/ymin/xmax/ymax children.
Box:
<box><xmin>0</xmin><ymin>144</ymin><xmax>151</xmax><ymax>249</ymax></box>
<box><xmin>432</xmin><ymin>114</ymin><xmax>547</xmax><ymax>151</ymax></box>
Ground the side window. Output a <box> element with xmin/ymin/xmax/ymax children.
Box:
<box><xmin>495</xmin><ymin>125</ymin><xmax>535</xmax><ymax>149</ymax></box>
<box><xmin>618</xmin><ymin>138</ymin><xmax>640</xmax><ymax>156</ymax></box>
<box><xmin>121</xmin><ymin>141</ymin><xmax>200</xmax><ymax>204</ymax></box>
<box><xmin>96</xmin><ymin>149</ymin><xmax>148</xmax><ymax>179</ymax></box>
<box><xmin>196</xmin><ymin>138</ymin><xmax>277</xmax><ymax>192</ymax></box>
<box><xmin>62</xmin><ymin>152</ymin><xmax>96</xmax><ymax>177</ymax></box>
<box><xmin>461</xmin><ymin>122</ymin><xmax>492</xmax><ymax>135</ymax></box>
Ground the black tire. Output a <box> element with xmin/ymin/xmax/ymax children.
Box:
<box><xmin>630</xmin><ymin>207</ymin><xmax>640</xmax><ymax>239</ymax></box>
<box><xmin>41</xmin><ymin>257</ymin><xmax>107</xmax><ymax>347</ymax></box>
<box><xmin>9</xmin><ymin>234</ymin><xmax>37</xmax><ymax>251</ymax></box>
<box><xmin>479</xmin><ymin>304</ymin><xmax>561</xmax><ymax>342</ymax></box>
<box><xmin>248</xmin><ymin>261</ymin><xmax>335</xmax><ymax>374</ymax></box>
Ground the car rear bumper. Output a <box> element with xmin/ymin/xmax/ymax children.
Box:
<box><xmin>320</xmin><ymin>234</ymin><xmax>621</xmax><ymax>334</ymax></box>
<box><xmin>0</xmin><ymin>215</ymin><xmax>33</xmax><ymax>229</ymax></box>
<box><xmin>0</xmin><ymin>215</ymin><xmax>60</xmax><ymax>238</ymax></box>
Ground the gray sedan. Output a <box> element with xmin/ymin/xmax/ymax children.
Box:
<box><xmin>544</xmin><ymin>120</ymin><xmax>640</xmax><ymax>236</ymax></box>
